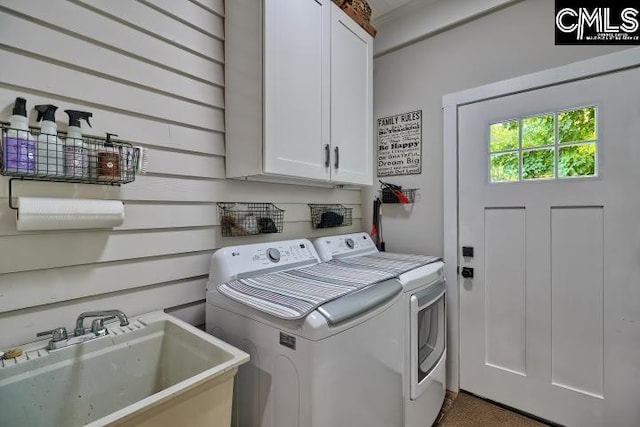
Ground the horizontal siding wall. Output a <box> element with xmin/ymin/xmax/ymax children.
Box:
<box><xmin>0</xmin><ymin>0</ymin><xmax>363</xmax><ymax>349</ymax></box>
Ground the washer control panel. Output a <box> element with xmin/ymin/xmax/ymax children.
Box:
<box><xmin>248</xmin><ymin>242</ymin><xmax>315</xmax><ymax>266</ymax></box>
<box><xmin>211</xmin><ymin>239</ymin><xmax>320</xmax><ymax>284</ymax></box>
<box><xmin>210</xmin><ymin>239</ymin><xmax>323</xmax><ymax>286</ymax></box>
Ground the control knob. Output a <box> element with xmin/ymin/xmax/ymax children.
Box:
<box><xmin>267</xmin><ymin>248</ymin><xmax>281</xmax><ymax>263</ymax></box>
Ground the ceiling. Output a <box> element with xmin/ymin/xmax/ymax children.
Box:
<box><xmin>368</xmin><ymin>0</ymin><xmax>440</xmax><ymax>21</ymax></box>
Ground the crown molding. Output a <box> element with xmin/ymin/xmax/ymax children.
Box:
<box><xmin>373</xmin><ymin>0</ymin><xmax>523</xmax><ymax>57</ymax></box>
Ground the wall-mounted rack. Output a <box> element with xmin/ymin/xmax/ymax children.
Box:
<box><xmin>378</xmin><ymin>180</ymin><xmax>417</xmax><ymax>203</ymax></box>
<box><xmin>218</xmin><ymin>202</ymin><xmax>285</xmax><ymax>237</ymax></box>
<box><xmin>379</xmin><ymin>188</ymin><xmax>417</xmax><ymax>203</ymax></box>
<box><xmin>2</xmin><ymin>123</ymin><xmax>139</xmax><ymax>213</ymax></box>
<box><xmin>1</xmin><ymin>123</ymin><xmax>138</xmax><ymax>186</ymax></box>
<box><xmin>308</xmin><ymin>204</ymin><xmax>353</xmax><ymax>228</ymax></box>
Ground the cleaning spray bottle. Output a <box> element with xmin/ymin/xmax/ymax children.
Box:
<box><xmin>64</xmin><ymin>110</ymin><xmax>92</xmax><ymax>178</ymax></box>
<box><xmin>34</xmin><ymin>104</ymin><xmax>64</xmax><ymax>176</ymax></box>
<box><xmin>3</xmin><ymin>97</ymin><xmax>36</xmax><ymax>174</ymax></box>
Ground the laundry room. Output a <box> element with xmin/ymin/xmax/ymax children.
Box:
<box><xmin>0</xmin><ymin>1</ymin><xmax>639</xmax><ymax>426</ymax></box>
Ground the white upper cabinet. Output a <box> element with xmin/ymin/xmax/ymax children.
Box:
<box><xmin>263</xmin><ymin>0</ymin><xmax>331</xmax><ymax>181</ymax></box>
<box><xmin>330</xmin><ymin>4</ymin><xmax>373</xmax><ymax>185</ymax></box>
<box><xmin>225</xmin><ymin>0</ymin><xmax>373</xmax><ymax>186</ymax></box>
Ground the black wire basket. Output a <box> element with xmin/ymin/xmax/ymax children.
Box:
<box><xmin>218</xmin><ymin>202</ymin><xmax>285</xmax><ymax>237</ymax></box>
<box><xmin>379</xmin><ymin>188</ymin><xmax>417</xmax><ymax>203</ymax></box>
<box><xmin>1</xmin><ymin>123</ymin><xmax>136</xmax><ymax>185</ymax></box>
<box><xmin>308</xmin><ymin>204</ymin><xmax>353</xmax><ymax>229</ymax></box>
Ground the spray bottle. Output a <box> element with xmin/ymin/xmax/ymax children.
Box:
<box><xmin>34</xmin><ymin>104</ymin><xmax>64</xmax><ymax>176</ymax></box>
<box><xmin>3</xmin><ymin>97</ymin><xmax>36</xmax><ymax>174</ymax></box>
<box><xmin>64</xmin><ymin>110</ymin><xmax>92</xmax><ymax>178</ymax></box>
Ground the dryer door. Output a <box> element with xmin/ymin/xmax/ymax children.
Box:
<box><xmin>410</xmin><ymin>278</ymin><xmax>446</xmax><ymax>400</ymax></box>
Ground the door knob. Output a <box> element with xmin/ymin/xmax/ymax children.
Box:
<box><xmin>461</xmin><ymin>267</ymin><xmax>474</xmax><ymax>278</ymax></box>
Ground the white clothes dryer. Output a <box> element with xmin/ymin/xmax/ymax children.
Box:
<box><xmin>314</xmin><ymin>233</ymin><xmax>447</xmax><ymax>427</ymax></box>
<box><xmin>206</xmin><ymin>238</ymin><xmax>405</xmax><ymax>427</ymax></box>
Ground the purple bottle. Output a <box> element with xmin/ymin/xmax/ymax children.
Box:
<box><xmin>3</xmin><ymin>97</ymin><xmax>36</xmax><ymax>174</ymax></box>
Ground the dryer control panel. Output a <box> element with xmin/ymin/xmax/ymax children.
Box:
<box><xmin>313</xmin><ymin>232</ymin><xmax>378</xmax><ymax>262</ymax></box>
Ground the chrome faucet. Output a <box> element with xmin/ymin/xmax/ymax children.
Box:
<box><xmin>74</xmin><ymin>310</ymin><xmax>129</xmax><ymax>336</ymax></box>
<box><xmin>36</xmin><ymin>310</ymin><xmax>130</xmax><ymax>351</ymax></box>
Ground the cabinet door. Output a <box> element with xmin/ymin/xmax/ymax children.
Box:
<box><xmin>263</xmin><ymin>0</ymin><xmax>331</xmax><ymax>180</ymax></box>
<box><xmin>330</xmin><ymin>4</ymin><xmax>373</xmax><ymax>185</ymax></box>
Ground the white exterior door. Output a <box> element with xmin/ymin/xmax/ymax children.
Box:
<box><xmin>458</xmin><ymin>66</ymin><xmax>640</xmax><ymax>426</ymax></box>
<box><xmin>263</xmin><ymin>0</ymin><xmax>331</xmax><ymax>180</ymax></box>
<box><xmin>330</xmin><ymin>3</ymin><xmax>373</xmax><ymax>185</ymax></box>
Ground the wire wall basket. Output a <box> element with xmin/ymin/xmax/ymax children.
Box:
<box><xmin>309</xmin><ymin>204</ymin><xmax>353</xmax><ymax>229</ymax></box>
<box><xmin>379</xmin><ymin>188</ymin><xmax>417</xmax><ymax>204</ymax></box>
<box><xmin>218</xmin><ymin>202</ymin><xmax>285</xmax><ymax>237</ymax></box>
<box><xmin>1</xmin><ymin>124</ymin><xmax>137</xmax><ymax>185</ymax></box>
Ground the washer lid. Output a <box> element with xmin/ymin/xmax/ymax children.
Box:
<box><xmin>317</xmin><ymin>280</ymin><xmax>401</xmax><ymax>325</ymax></box>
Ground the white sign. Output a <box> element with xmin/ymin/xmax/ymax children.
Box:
<box><xmin>377</xmin><ymin>110</ymin><xmax>422</xmax><ymax>177</ymax></box>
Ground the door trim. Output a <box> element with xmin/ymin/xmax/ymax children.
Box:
<box><xmin>442</xmin><ymin>47</ymin><xmax>640</xmax><ymax>392</ymax></box>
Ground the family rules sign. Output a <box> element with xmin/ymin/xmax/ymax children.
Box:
<box><xmin>377</xmin><ymin>110</ymin><xmax>422</xmax><ymax>177</ymax></box>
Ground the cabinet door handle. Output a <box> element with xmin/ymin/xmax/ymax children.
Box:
<box><xmin>325</xmin><ymin>144</ymin><xmax>330</xmax><ymax>167</ymax></box>
<box><xmin>334</xmin><ymin>146</ymin><xmax>339</xmax><ymax>169</ymax></box>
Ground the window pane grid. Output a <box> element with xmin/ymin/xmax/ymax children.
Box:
<box><xmin>554</xmin><ymin>111</ymin><xmax>559</xmax><ymax>179</ymax></box>
<box><xmin>558</xmin><ymin>138</ymin><xmax>598</xmax><ymax>145</ymax></box>
<box><xmin>489</xmin><ymin>106</ymin><xmax>597</xmax><ymax>183</ymax></box>
<box><xmin>521</xmin><ymin>145</ymin><xmax>554</xmax><ymax>152</ymax></box>
<box><xmin>518</xmin><ymin>118</ymin><xmax>522</xmax><ymax>181</ymax></box>
<box><xmin>491</xmin><ymin>148</ymin><xmax>519</xmax><ymax>154</ymax></box>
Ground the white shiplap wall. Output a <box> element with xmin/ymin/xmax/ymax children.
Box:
<box><xmin>0</xmin><ymin>0</ymin><xmax>363</xmax><ymax>349</ymax></box>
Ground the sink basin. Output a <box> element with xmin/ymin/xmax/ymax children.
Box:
<box><xmin>0</xmin><ymin>311</ymin><xmax>249</xmax><ymax>427</ymax></box>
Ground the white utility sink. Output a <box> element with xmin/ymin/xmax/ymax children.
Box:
<box><xmin>0</xmin><ymin>311</ymin><xmax>249</xmax><ymax>427</ymax></box>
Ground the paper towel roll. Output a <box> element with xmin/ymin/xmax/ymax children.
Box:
<box><xmin>17</xmin><ymin>197</ymin><xmax>125</xmax><ymax>231</ymax></box>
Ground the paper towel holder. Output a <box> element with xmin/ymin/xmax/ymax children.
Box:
<box><xmin>8</xmin><ymin>179</ymin><xmax>126</xmax><ymax>230</ymax></box>
<box><xmin>8</xmin><ymin>178</ymin><xmax>20</xmax><ymax>211</ymax></box>
<box><xmin>8</xmin><ymin>179</ymin><xmax>125</xmax><ymax>234</ymax></box>
<box><xmin>7</xmin><ymin>176</ymin><xmax>126</xmax><ymax>215</ymax></box>
<box><xmin>13</xmin><ymin>196</ymin><xmax>125</xmax><ymax>231</ymax></box>
<box><xmin>2</xmin><ymin>123</ymin><xmax>140</xmax><ymax>218</ymax></box>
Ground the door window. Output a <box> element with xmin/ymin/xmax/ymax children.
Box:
<box><xmin>417</xmin><ymin>301</ymin><xmax>441</xmax><ymax>381</ymax></box>
<box><xmin>489</xmin><ymin>106</ymin><xmax>597</xmax><ymax>183</ymax></box>
<box><xmin>416</xmin><ymin>294</ymin><xmax>445</xmax><ymax>382</ymax></box>
<box><xmin>410</xmin><ymin>280</ymin><xmax>446</xmax><ymax>400</ymax></box>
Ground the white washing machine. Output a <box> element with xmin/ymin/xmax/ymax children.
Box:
<box><xmin>206</xmin><ymin>238</ymin><xmax>405</xmax><ymax>427</ymax></box>
<box><xmin>314</xmin><ymin>233</ymin><xmax>447</xmax><ymax>427</ymax></box>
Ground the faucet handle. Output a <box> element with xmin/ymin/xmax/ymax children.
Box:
<box><xmin>37</xmin><ymin>327</ymin><xmax>68</xmax><ymax>342</ymax></box>
<box><xmin>91</xmin><ymin>316</ymin><xmax>115</xmax><ymax>335</ymax></box>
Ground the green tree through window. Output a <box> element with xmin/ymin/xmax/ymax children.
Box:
<box><xmin>559</xmin><ymin>107</ymin><xmax>596</xmax><ymax>143</ymax></box>
<box><xmin>489</xmin><ymin>106</ymin><xmax>596</xmax><ymax>182</ymax></box>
